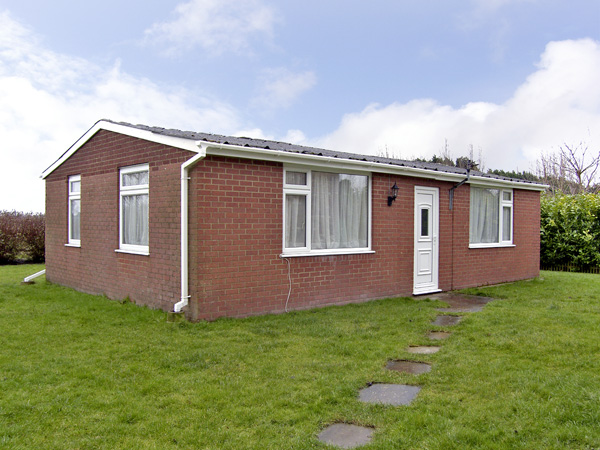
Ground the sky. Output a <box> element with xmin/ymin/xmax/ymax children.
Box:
<box><xmin>1</xmin><ymin>0</ymin><xmax>599</xmax><ymax>213</ymax></box>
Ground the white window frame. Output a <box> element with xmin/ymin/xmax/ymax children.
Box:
<box><xmin>501</xmin><ymin>190</ymin><xmax>513</xmax><ymax>244</ymax></box>
<box><xmin>118</xmin><ymin>164</ymin><xmax>149</xmax><ymax>255</ymax></box>
<box><xmin>282</xmin><ymin>166</ymin><xmax>373</xmax><ymax>257</ymax></box>
<box><xmin>469</xmin><ymin>186</ymin><xmax>514</xmax><ymax>248</ymax></box>
<box><xmin>67</xmin><ymin>175</ymin><xmax>81</xmax><ymax>247</ymax></box>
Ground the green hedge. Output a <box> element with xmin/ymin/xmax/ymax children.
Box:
<box><xmin>0</xmin><ymin>211</ymin><xmax>45</xmax><ymax>264</ymax></box>
<box><xmin>540</xmin><ymin>194</ymin><xmax>600</xmax><ymax>269</ymax></box>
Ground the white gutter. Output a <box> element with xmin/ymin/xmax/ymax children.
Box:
<box><xmin>173</xmin><ymin>148</ymin><xmax>206</xmax><ymax>313</ymax></box>
<box><xmin>198</xmin><ymin>140</ymin><xmax>548</xmax><ymax>192</ymax></box>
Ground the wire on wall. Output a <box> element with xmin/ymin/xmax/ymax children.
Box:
<box><xmin>280</xmin><ymin>256</ymin><xmax>292</xmax><ymax>312</ymax></box>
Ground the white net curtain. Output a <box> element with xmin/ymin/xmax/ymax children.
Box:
<box><xmin>469</xmin><ymin>187</ymin><xmax>499</xmax><ymax>243</ymax></box>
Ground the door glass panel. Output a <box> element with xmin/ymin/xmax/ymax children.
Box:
<box><xmin>421</xmin><ymin>208</ymin><xmax>429</xmax><ymax>238</ymax></box>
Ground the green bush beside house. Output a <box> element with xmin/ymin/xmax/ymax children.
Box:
<box><xmin>0</xmin><ymin>210</ymin><xmax>45</xmax><ymax>264</ymax></box>
<box><xmin>540</xmin><ymin>193</ymin><xmax>600</xmax><ymax>270</ymax></box>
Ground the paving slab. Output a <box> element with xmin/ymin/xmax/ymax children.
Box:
<box><xmin>386</xmin><ymin>360</ymin><xmax>431</xmax><ymax>374</ymax></box>
<box><xmin>407</xmin><ymin>345</ymin><xmax>440</xmax><ymax>354</ymax></box>
<box><xmin>428</xmin><ymin>331</ymin><xmax>451</xmax><ymax>340</ymax></box>
<box><xmin>429</xmin><ymin>293</ymin><xmax>496</xmax><ymax>313</ymax></box>
<box><xmin>359</xmin><ymin>383</ymin><xmax>421</xmax><ymax>406</ymax></box>
<box><xmin>317</xmin><ymin>423</ymin><xmax>374</xmax><ymax>449</ymax></box>
<box><xmin>432</xmin><ymin>315</ymin><xmax>462</xmax><ymax>326</ymax></box>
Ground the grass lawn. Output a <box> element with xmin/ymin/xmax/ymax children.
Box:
<box><xmin>1</xmin><ymin>265</ymin><xmax>599</xmax><ymax>449</ymax></box>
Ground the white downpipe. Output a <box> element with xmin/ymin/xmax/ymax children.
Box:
<box><xmin>174</xmin><ymin>148</ymin><xmax>206</xmax><ymax>313</ymax></box>
<box><xmin>23</xmin><ymin>269</ymin><xmax>46</xmax><ymax>283</ymax></box>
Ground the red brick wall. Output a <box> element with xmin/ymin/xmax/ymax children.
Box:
<box><xmin>45</xmin><ymin>130</ymin><xmax>193</xmax><ymax>311</ymax></box>
<box><xmin>46</xmin><ymin>135</ymin><xmax>540</xmax><ymax>320</ymax></box>
<box><xmin>187</xmin><ymin>157</ymin><xmax>541</xmax><ymax>320</ymax></box>
<box><xmin>449</xmin><ymin>188</ymin><xmax>541</xmax><ymax>289</ymax></box>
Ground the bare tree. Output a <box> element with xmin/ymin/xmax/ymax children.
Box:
<box><xmin>537</xmin><ymin>141</ymin><xmax>600</xmax><ymax>194</ymax></box>
<box><xmin>465</xmin><ymin>143</ymin><xmax>485</xmax><ymax>172</ymax></box>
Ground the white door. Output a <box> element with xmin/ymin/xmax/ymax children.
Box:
<box><xmin>413</xmin><ymin>186</ymin><xmax>440</xmax><ymax>295</ymax></box>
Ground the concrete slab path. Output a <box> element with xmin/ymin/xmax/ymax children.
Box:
<box><xmin>429</xmin><ymin>293</ymin><xmax>496</xmax><ymax>313</ymax></box>
<box><xmin>432</xmin><ymin>315</ymin><xmax>462</xmax><ymax>326</ymax></box>
<box><xmin>428</xmin><ymin>330</ymin><xmax>451</xmax><ymax>340</ymax></box>
<box><xmin>317</xmin><ymin>424</ymin><xmax>374</xmax><ymax>449</ymax></box>
<box><xmin>359</xmin><ymin>384</ymin><xmax>421</xmax><ymax>406</ymax></box>
<box><xmin>407</xmin><ymin>345</ymin><xmax>440</xmax><ymax>354</ymax></box>
<box><xmin>386</xmin><ymin>360</ymin><xmax>431</xmax><ymax>374</ymax></box>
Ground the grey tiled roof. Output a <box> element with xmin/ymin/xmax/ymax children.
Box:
<box><xmin>105</xmin><ymin>120</ymin><xmax>543</xmax><ymax>186</ymax></box>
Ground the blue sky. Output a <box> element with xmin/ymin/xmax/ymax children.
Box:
<box><xmin>1</xmin><ymin>0</ymin><xmax>599</xmax><ymax>212</ymax></box>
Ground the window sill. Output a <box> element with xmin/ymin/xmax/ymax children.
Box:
<box><xmin>64</xmin><ymin>243</ymin><xmax>81</xmax><ymax>248</ymax></box>
<box><xmin>280</xmin><ymin>249</ymin><xmax>375</xmax><ymax>258</ymax></box>
<box><xmin>469</xmin><ymin>243</ymin><xmax>516</xmax><ymax>249</ymax></box>
<box><xmin>115</xmin><ymin>249</ymin><xmax>150</xmax><ymax>256</ymax></box>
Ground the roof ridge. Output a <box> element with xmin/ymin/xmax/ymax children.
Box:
<box><xmin>69</xmin><ymin>119</ymin><xmax>545</xmax><ymax>187</ymax></box>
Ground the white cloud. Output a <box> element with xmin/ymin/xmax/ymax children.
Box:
<box><xmin>0</xmin><ymin>11</ymin><xmax>241</xmax><ymax>213</ymax></box>
<box><xmin>252</xmin><ymin>67</ymin><xmax>317</xmax><ymax>110</ymax></box>
<box><xmin>314</xmin><ymin>39</ymin><xmax>600</xmax><ymax>173</ymax></box>
<box><xmin>143</xmin><ymin>0</ymin><xmax>279</xmax><ymax>56</ymax></box>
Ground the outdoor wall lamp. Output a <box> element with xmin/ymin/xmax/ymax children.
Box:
<box><xmin>387</xmin><ymin>182</ymin><xmax>399</xmax><ymax>206</ymax></box>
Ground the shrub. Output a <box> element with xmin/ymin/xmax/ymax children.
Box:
<box><xmin>0</xmin><ymin>211</ymin><xmax>22</xmax><ymax>264</ymax></box>
<box><xmin>20</xmin><ymin>213</ymin><xmax>45</xmax><ymax>263</ymax></box>
<box><xmin>540</xmin><ymin>193</ymin><xmax>600</xmax><ymax>269</ymax></box>
<box><xmin>0</xmin><ymin>211</ymin><xmax>45</xmax><ymax>264</ymax></box>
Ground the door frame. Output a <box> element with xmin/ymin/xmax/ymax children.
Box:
<box><xmin>413</xmin><ymin>186</ymin><xmax>440</xmax><ymax>295</ymax></box>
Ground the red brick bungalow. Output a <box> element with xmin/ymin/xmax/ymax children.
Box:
<box><xmin>42</xmin><ymin>120</ymin><xmax>545</xmax><ymax>320</ymax></box>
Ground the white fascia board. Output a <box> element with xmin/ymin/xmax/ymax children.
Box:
<box><xmin>204</xmin><ymin>142</ymin><xmax>461</xmax><ymax>181</ymax></box>
<box><xmin>41</xmin><ymin>120</ymin><xmax>203</xmax><ymax>179</ymax></box>
<box><xmin>202</xmin><ymin>141</ymin><xmax>548</xmax><ymax>192</ymax></box>
<box><xmin>468</xmin><ymin>177</ymin><xmax>548</xmax><ymax>191</ymax></box>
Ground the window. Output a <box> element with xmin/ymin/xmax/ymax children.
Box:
<box><xmin>119</xmin><ymin>164</ymin><xmax>149</xmax><ymax>254</ymax></box>
<box><xmin>469</xmin><ymin>187</ymin><xmax>513</xmax><ymax>246</ymax></box>
<box><xmin>283</xmin><ymin>168</ymin><xmax>370</xmax><ymax>255</ymax></box>
<box><xmin>68</xmin><ymin>175</ymin><xmax>81</xmax><ymax>246</ymax></box>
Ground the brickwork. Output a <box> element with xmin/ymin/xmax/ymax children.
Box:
<box><xmin>45</xmin><ymin>130</ymin><xmax>193</xmax><ymax>311</ymax></box>
<box><xmin>186</xmin><ymin>157</ymin><xmax>540</xmax><ymax>320</ymax></box>
<box><xmin>46</xmin><ymin>133</ymin><xmax>541</xmax><ymax>320</ymax></box>
<box><xmin>449</xmin><ymin>188</ymin><xmax>541</xmax><ymax>289</ymax></box>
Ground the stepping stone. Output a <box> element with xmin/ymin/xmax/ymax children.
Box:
<box><xmin>386</xmin><ymin>360</ymin><xmax>431</xmax><ymax>375</ymax></box>
<box><xmin>432</xmin><ymin>293</ymin><xmax>495</xmax><ymax>313</ymax></box>
<box><xmin>432</xmin><ymin>315</ymin><xmax>462</xmax><ymax>326</ymax></box>
<box><xmin>437</xmin><ymin>305</ymin><xmax>483</xmax><ymax>313</ymax></box>
<box><xmin>407</xmin><ymin>345</ymin><xmax>440</xmax><ymax>354</ymax></box>
<box><xmin>428</xmin><ymin>331</ymin><xmax>451</xmax><ymax>340</ymax></box>
<box><xmin>317</xmin><ymin>423</ymin><xmax>374</xmax><ymax>449</ymax></box>
<box><xmin>359</xmin><ymin>383</ymin><xmax>421</xmax><ymax>406</ymax></box>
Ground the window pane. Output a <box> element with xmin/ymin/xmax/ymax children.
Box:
<box><xmin>503</xmin><ymin>191</ymin><xmax>512</xmax><ymax>201</ymax></box>
<box><xmin>503</xmin><ymin>206</ymin><xmax>512</xmax><ymax>241</ymax></box>
<box><xmin>70</xmin><ymin>180</ymin><xmax>81</xmax><ymax>193</ymax></box>
<box><xmin>285</xmin><ymin>195</ymin><xmax>306</xmax><ymax>248</ymax></box>
<box><xmin>311</xmin><ymin>172</ymin><xmax>368</xmax><ymax>249</ymax></box>
<box><xmin>421</xmin><ymin>208</ymin><xmax>429</xmax><ymax>238</ymax></box>
<box><xmin>285</xmin><ymin>171</ymin><xmax>307</xmax><ymax>186</ymax></box>
<box><xmin>70</xmin><ymin>199</ymin><xmax>80</xmax><ymax>240</ymax></box>
<box><xmin>470</xmin><ymin>188</ymin><xmax>499</xmax><ymax>243</ymax></box>
<box><xmin>122</xmin><ymin>194</ymin><xmax>148</xmax><ymax>246</ymax></box>
<box><xmin>122</xmin><ymin>171</ymin><xmax>149</xmax><ymax>187</ymax></box>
